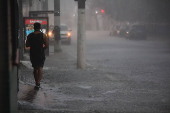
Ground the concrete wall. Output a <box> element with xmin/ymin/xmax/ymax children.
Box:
<box><xmin>22</xmin><ymin>0</ymin><xmax>44</xmax><ymax>17</ymax></box>
<box><xmin>48</xmin><ymin>0</ymin><xmax>54</xmax><ymax>26</ymax></box>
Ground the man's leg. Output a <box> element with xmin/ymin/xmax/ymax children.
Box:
<box><xmin>33</xmin><ymin>67</ymin><xmax>39</xmax><ymax>85</ymax></box>
<box><xmin>37</xmin><ymin>67</ymin><xmax>43</xmax><ymax>85</ymax></box>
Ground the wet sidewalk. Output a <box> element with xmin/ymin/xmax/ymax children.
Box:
<box><xmin>18</xmin><ymin>82</ymin><xmax>87</xmax><ymax>113</ymax></box>
<box><xmin>18</xmin><ymin>51</ymin><xmax>98</xmax><ymax>113</ymax></box>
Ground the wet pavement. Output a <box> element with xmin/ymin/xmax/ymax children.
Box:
<box><xmin>18</xmin><ymin>31</ymin><xmax>170</xmax><ymax>113</ymax></box>
<box><xmin>18</xmin><ymin>83</ymin><xmax>46</xmax><ymax>110</ymax></box>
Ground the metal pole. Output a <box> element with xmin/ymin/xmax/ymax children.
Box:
<box><xmin>54</xmin><ymin>0</ymin><xmax>61</xmax><ymax>52</ymax></box>
<box><xmin>19</xmin><ymin>0</ymin><xmax>24</xmax><ymax>60</ymax></box>
<box><xmin>77</xmin><ymin>0</ymin><xmax>86</xmax><ymax>69</ymax></box>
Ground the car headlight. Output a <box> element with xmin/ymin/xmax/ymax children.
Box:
<box><xmin>48</xmin><ymin>32</ymin><xmax>52</xmax><ymax>36</ymax></box>
<box><xmin>67</xmin><ymin>32</ymin><xmax>71</xmax><ymax>37</ymax></box>
<box><xmin>126</xmin><ymin>32</ymin><xmax>129</xmax><ymax>34</ymax></box>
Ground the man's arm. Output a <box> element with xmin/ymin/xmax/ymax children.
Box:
<box><xmin>43</xmin><ymin>34</ymin><xmax>49</xmax><ymax>50</ymax></box>
<box><xmin>26</xmin><ymin>35</ymin><xmax>30</xmax><ymax>47</ymax></box>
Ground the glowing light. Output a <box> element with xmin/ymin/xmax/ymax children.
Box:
<box><xmin>101</xmin><ymin>10</ymin><xmax>105</xmax><ymax>13</ymax></box>
<box><xmin>48</xmin><ymin>32</ymin><xmax>52</xmax><ymax>36</ymax></box>
<box><xmin>68</xmin><ymin>32</ymin><xmax>71</xmax><ymax>36</ymax></box>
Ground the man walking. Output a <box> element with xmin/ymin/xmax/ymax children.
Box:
<box><xmin>26</xmin><ymin>23</ymin><xmax>48</xmax><ymax>89</ymax></box>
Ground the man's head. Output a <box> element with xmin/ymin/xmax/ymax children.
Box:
<box><xmin>34</xmin><ymin>23</ymin><xmax>41</xmax><ymax>30</ymax></box>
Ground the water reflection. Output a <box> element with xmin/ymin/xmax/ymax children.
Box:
<box><xmin>23</xmin><ymin>87</ymin><xmax>38</xmax><ymax>103</ymax></box>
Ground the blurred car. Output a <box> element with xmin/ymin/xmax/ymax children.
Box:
<box><xmin>126</xmin><ymin>25</ymin><xmax>147</xmax><ymax>40</ymax></box>
<box><xmin>60</xmin><ymin>24</ymin><xmax>71</xmax><ymax>44</ymax></box>
<box><xmin>49</xmin><ymin>24</ymin><xmax>72</xmax><ymax>44</ymax></box>
<box><xmin>109</xmin><ymin>26</ymin><xmax>121</xmax><ymax>36</ymax></box>
<box><xmin>117</xmin><ymin>26</ymin><xmax>130</xmax><ymax>37</ymax></box>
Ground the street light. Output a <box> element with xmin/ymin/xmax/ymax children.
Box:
<box><xmin>95</xmin><ymin>11</ymin><xmax>98</xmax><ymax>14</ymax></box>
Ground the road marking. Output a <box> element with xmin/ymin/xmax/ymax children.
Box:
<box><xmin>78</xmin><ymin>85</ymin><xmax>92</xmax><ymax>89</ymax></box>
<box><xmin>102</xmin><ymin>90</ymin><xmax>118</xmax><ymax>95</ymax></box>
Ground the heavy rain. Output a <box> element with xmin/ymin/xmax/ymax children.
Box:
<box><xmin>1</xmin><ymin>0</ymin><xmax>170</xmax><ymax>113</ymax></box>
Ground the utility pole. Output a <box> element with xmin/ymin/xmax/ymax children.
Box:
<box><xmin>75</xmin><ymin>0</ymin><xmax>86</xmax><ymax>69</ymax></box>
<box><xmin>19</xmin><ymin>0</ymin><xmax>24</xmax><ymax>60</ymax></box>
<box><xmin>54</xmin><ymin>0</ymin><xmax>61</xmax><ymax>52</ymax></box>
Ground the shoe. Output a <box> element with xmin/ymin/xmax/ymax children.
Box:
<box><xmin>34</xmin><ymin>83</ymin><xmax>40</xmax><ymax>90</ymax></box>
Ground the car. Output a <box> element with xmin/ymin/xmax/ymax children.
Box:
<box><xmin>117</xmin><ymin>26</ymin><xmax>130</xmax><ymax>37</ymax></box>
<box><xmin>126</xmin><ymin>25</ymin><xmax>147</xmax><ymax>40</ymax></box>
<box><xmin>109</xmin><ymin>25</ymin><xmax>121</xmax><ymax>36</ymax></box>
<box><xmin>50</xmin><ymin>24</ymin><xmax>72</xmax><ymax>44</ymax></box>
<box><xmin>60</xmin><ymin>24</ymin><xmax>72</xmax><ymax>44</ymax></box>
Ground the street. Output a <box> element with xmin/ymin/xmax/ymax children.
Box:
<box><xmin>19</xmin><ymin>31</ymin><xmax>170</xmax><ymax>113</ymax></box>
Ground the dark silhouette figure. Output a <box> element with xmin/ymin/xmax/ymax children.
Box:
<box><xmin>26</xmin><ymin>23</ymin><xmax>49</xmax><ymax>89</ymax></box>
